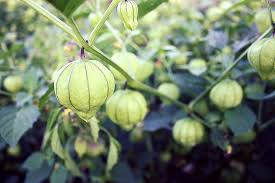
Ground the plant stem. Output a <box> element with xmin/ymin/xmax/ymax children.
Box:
<box><xmin>265</xmin><ymin>0</ymin><xmax>275</xmax><ymax>33</ymax></box>
<box><xmin>259</xmin><ymin>118</ymin><xmax>275</xmax><ymax>132</ymax></box>
<box><xmin>88</xmin><ymin>0</ymin><xmax>121</xmax><ymax>45</ymax></box>
<box><xmin>188</xmin><ymin>28</ymin><xmax>272</xmax><ymax>110</ymax></box>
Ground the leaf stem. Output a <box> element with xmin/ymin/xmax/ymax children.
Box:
<box><xmin>88</xmin><ymin>0</ymin><xmax>121</xmax><ymax>45</ymax></box>
<box><xmin>188</xmin><ymin>28</ymin><xmax>272</xmax><ymax>110</ymax></box>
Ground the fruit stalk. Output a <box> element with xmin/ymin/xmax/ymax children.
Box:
<box><xmin>88</xmin><ymin>0</ymin><xmax>122</xmax><ymax>45</ymax></box>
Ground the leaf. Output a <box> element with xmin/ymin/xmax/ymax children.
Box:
<box><xmin>64</xmin><ymin>152</ymin><xmax>83</xmax><ymax>177</ymax></box>
<box><xmin>39</xmin><ymin>83</ymin><xmax>54</xmax><ymax>110</ymax></box>
<box><xmin>45</xmin><ymin>0</ymin><xmax>86</xmax><ymax>17</ymax></box>
<box><xmin>210</xmin><ymin>128</ymin><xmax>229</xmax><ymax>150</ymax></box>
<box><xmin>206</xmin><ymin>30</ymin><xmax>228</xmax><ymax>49</ymax></box>
<box><xmin>143</xmin><ymin>106</ymin><xmax>186</xmax><ymax>132</ymax></box>
<box><xmin>0</xmin><ymin>105</ymin><xmax>40</xmax><ymax>147</ymax></box>
<box><xmin>138</xmin><ymin>0</ymin><xmax>168</xmax><ymax>18</ymax></box>
<box><xmin>89</xmin><ymin>117</ymin><xmax>100</xmax><ymax>142</ymax></box>
<box><xmin>25</xmin><ymin>161</ymin><xmax>53</xmax><ymax>183</ymax></box>
<box><xmin>107</xmin><ymin>137</ymin><xmax>120</xmax><ymax>171</ymax></box>
<box><xmin>225</xmin><ymin>105</ymin><xmax>256</xmax><ymax>135</ymax></box>
<box><xmin>42</xmin><ymin>108</ymin><xmax>62</xmax><ymax>149</ymax></box>
<box><xmin>51</xmin><ymin>125</ymin><xmax>65</xmax><ymax>159</ymax></box>
<box><xmin>173</xmin><ymin>72</ymin><xmax>209</xmax><ymax>98</ymax></box>
<box><xmin>23</xmin><ymin>152</ymin><xmax>46</xmax><ymax>171</ymax></box>
<box><xmin>15</xmin><ymin>92</ymin><xmax>33</xmax><ymax>107</ymax></box>
<box><xmin>50</xmin><ymin>165</ymin><xmax>68</xmax><ymax>183</ymax></box>
<box><xmin>111</xmin><ymin>162</ymin><xmax>137</xmax><ymax>183</ymax></box>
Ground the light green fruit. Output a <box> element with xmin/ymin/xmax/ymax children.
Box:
<box><xmin>117</xmin><ymin>0</ymin><xmax>138</xmax><ymax>30</ymax></box>
<box><xmin>188</xmin><ymin>59</ymin><xmax>207</xmax><ymax>76</ymax></box>
<box><xmin>173</xmin><ymin>118</ymin><xmax>206</xmax><ymax>147</ymax></box>
<box><xmin>4</xmin><ymin>75</ymin><xmax>23</xmax><ymax>93</ymax></box>
<box><xmin>110</xmin><ymin>52</ymin><xmax>139</xmax><ymax>82</ymax></box>
<box><xmin>136</xmin><ymin>60</ymin><xmax>154</xmax><ymax>82</ymax></box>
<box><xmin>206</xmin><ymin>7</ymin><xmax>223</xmax><ymax>22</ymax></box>
<box><xmin>106</xmin><ymin>90</ymin><xmax>148</xmax><ymax>130</ymax></box>
<box><xmin>54</xmin><ymin>60</ymin><xmax>115</xmax><ymax>121</ymax></box>
<box><xmin>247</xmin><ymin>38</ymin><xmax>275</xmax><ymax>80</ymax></box>
<box><xmin>87</xmin><ymin>141</ymin><xmax>105</xmax><ymax>157</ymax></box>
<box><xmin>157</xmin><ymin>83</ymin><xmax>180</xmax><ymax>104</ymax></box>
<box><xmin>233</xmin><ymin>130</ymin><xmax>256</xmax><ymax>144</ymax></box>
<box><xmin>110</xmin><ymin>52</ymin><xmax>153</xmax><ymax>82</ymax></box>
<box><xmin>210</xmin><ymin>79</ymin><xmax>243</xmax><ymax>110</ymax></box>
<box><xmin>255</xmin><ymin>9</ymin><xmax>275</xmax><ymax>34</ymax></box>
<box><xmin>172</xmin><ymin>53</ymin><xmax>188</xmax><ymax>65</ymax></box>
<box><xmin>7</xmin><ymin>145</ymin><xmax>21</xmax><ymax>157</ymax></box>
<box><xmin>194</xmin><ymin>99</ymin><xmax>209</xmax><ymax>116</ymax></box>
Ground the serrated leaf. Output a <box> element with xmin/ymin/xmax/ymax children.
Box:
<box><xmin>51</xmin><ymin>125</ymin><xmax>65</xmax><ymax>159</ymax></box>
<box><xmin>0</xmin><ymin>105</ymin><xmax>40</xmax><ymax>147</ymax></box>
<box><xmin>107</xmin><ymin>137</ymin><xmax>120</xmax><ymax>171</ymax></box>
<box><xmin>45</xmin><ymin>0</ymin><xmax>86</xmax><ymax>17</ymax></box>
<box><xmin>138</xmin><ymin>0</ymin><xmax>168</xmax><ymax>18</ymax></box>
<box><xmin>225</xmin><ymin>105</ymin><xmax>256</xmax><ymax>135</ymax></box>
<box><xmin>50</xmin><ymin>165</ymin><xmax>68</xmax><ymax>183</ymax></box>
<box><xmin>89</xmin><ymin>117</ymin><xmax>100</xmax><ymax>142</ymax></box>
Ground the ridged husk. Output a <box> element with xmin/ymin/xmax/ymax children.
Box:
<box><xmin>117</xmin><ymin>0</ymin><xmax>138</xmax><ymax>30</ymax></box>
<box><xmin>54</xmin><ymin>60</ymin><xmax>115</xmax><ymax>121</ymax></box>
<box><xmin>210</xmin><ymin>79</ymin><xmax>243</xmax><ymax>110</ymax></box>
<box><xmin>255</xmin><ymin>9</ymin><xmax>275</xmax><ymax>34</ymax></box>
<box><xmin>247</xmin><ymin>38</ymin><xmax>275</xmax><ymax>80</ymax></box>
<box><xmin>106</xmin><ymin>90</ymin><xmax>148</xmax><ymax>130</ymax></box>
<box><xmin>172</xmin><ymin>118</ymin><xmax>205</xmax><ymax>147</ymax></box>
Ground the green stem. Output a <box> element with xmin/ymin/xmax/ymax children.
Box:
<box><xmin>88</xmin><ymin>0</ymin><xmax>121</xmax><ymax>44</ymax></box>
<box><xmin>259</xmin><ymin>118</ymin><xmax>275</xmax><ymax>132</ymax></box>
<box><xmin>188</xmin><ymin>28</ymin><xmax>272</xmax><ymax>110</ymax></box>
<box><xmin>265</xmin><ymin>0</ymin><xmax>275</xmax><ymax>29</ymax></box>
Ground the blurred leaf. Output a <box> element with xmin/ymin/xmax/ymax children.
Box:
<box><xmin>39</xmin><ymin>83</ymin><xmax>54</xmax><ymax>110</ymax></box>
<box><xmin>51</xmin><ymin>125</ymin><xmax>65</xmax><ymax>159</ymax></box>
<box><xmin>173</xmin><ymin>72</ymin><xmax>209</xmax><ymax>98</ymax></box>
<box><xmin>225</xmin><ymin>105</ymin><xmax>256</xmax><ymax>135</ymax></box>
<box><xmin>210</xmin><ymin>128</ymin><xmax>229</xmax><ymax>150</ymax></box>
<box><xmin>89</xmin><ymin>117</ymin><xmax>100</xmax><ymax>142</ymax></box>
<box><xmin>25</xmin><ymin>161</ymin><xmax>53</xmax><ymax>183</ymax></box>
<box><xmin>45</xmin><ymin>0</ymin><xmax>86</xmax><ymax>17</ymax></box>
<box><xmin>23</xmin><ymin>152</ymin><xmax>45</xmax><ymax>171</ymax></box>
<box><xmin>64</xmin><ymin>152</ymin><xmax>83</xmax><ymax>177</ymax></box>
<box><xmin>111</xmin><ymin>162</ymin><xmax>137</xmax><ymax>183</ymax></box>
<box><xmin>50</xmin><ymin>165</ymin><xmax>68</xmax><ymax>183</ymax></box>
<box><xmin>138</xmin><ymin>0</ymin><xmax>168</xmax><ymax>18</ymax></box>
<box><xmin>207</xmin><ymin>30</ymin><xmax>228</xmax><ymax>49</ymax></box>
<box><xmin>23</xmin><ymin>68</ymin><xmax>42</xmax><ymax>93</ymax></box>
<box><xmin>143</xmin><ymin>106</ymin><xmax>186</xmax><ymax>132</ymax></box>
<box><xmin>107</xmin><ymin>137</ymin><xmax>120</xmax><ymax>171</ymax></box>
<box><xmin>0</xmin><ymin>105</ymin><xmax>40</xmax><ymax>147</ymax></box>
<box><xmin>15</xmin><ymin>92</ymin><xmax>33</xmax><ymax>107</ymax></box>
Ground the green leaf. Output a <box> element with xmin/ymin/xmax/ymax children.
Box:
<box><xmin>25</xmin><ymin>161</ymin><xmax>53</xmax><ymax>183</ymax></box>
<box><xmin>51</xmin><ymin>125</ymin><xmax>65</xmax><ymax>159</ymax></box>
<box><xmin>23</xmin><ymin>152</ymin><xmax>46</xmax><ymax>171</ymax></box>
<box><xmin>64</xmin><ymin>152</ymin><xmax>83</xmax><ymax>177</ymax></box>
<box><xmin>50</xmin><ymin>165</ymin><xmax>68</xmax><ymax>183</ymax></box>
<box><xmin>107</xmin><ymin>137</ymin><xmax>120</xmax><ymax>171</ymax></box>
<box><xmin>0</xmin><ymin>105</ymin><xmax>40</xmax><ymax>147</ymax></box>
<box><xmin>138</xmin><ymin>0</ymin><xmax>168</xmax><ymax>18</ymax></box>
<box><xmin>89</xmin><ymin>117</ymin><xmax>100</xmax><ymax>142</ymax></box>
<box><xmin>39</xmin><ymin>83</ymin><xmax>54</xmax><ymax>110</ymax></box>
<box><xmin>45</xmin><ymin>0</ymin><xmax>86</xmax><ymax>17</ymax></box>
<box><xmin>210</xmin><ymin>128</ymin><xmax>229</xmax><ymax>150</ymax></box>
<box><xmin>42</xmin><ymin>108</ymin><xmax>62</xmax><ymax>149</ymax></box>
<box><xmin>225</xmin><ymin>105</ymin><xmax>256</xmax><ymax>135</ymax></box>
